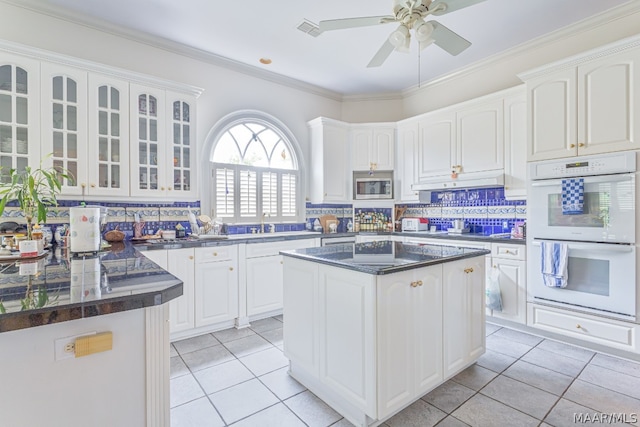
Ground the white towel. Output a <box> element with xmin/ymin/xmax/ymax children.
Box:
<box><xmin>540</xmin><ymin>241</ymin><xmax>568</xmax><ymax>288</ymax></box>
<box><xmin>562</xmin><ymin>178</ymin><xmax>584</xmax><ymax>215</ymax></box>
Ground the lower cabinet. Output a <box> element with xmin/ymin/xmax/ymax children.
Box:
<box><xmin>376</xmin><ymin>266</ymin><xmax>443</xmax><ymax>419</ymax></box>
<box><xmin>443</xmin><ymin>258</ymin><xmax>486</xmax><ymax>378</ymax></box>
<box><xmin>194</xmin><ymin>246</ymin><xmax>238</xmax><ymax>327</ymax></box>
<box><xmin>487</xmin><ymin>242</ymin><xmax>527</xmax><ymax>324</ymax></box>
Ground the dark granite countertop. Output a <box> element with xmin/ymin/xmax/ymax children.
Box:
<box><xmin>281</xmin><ymin>241</ymin><xmax>491</xmax><ymax>275</ymax></box>
<box><xmin>0</xmin><ymin>242</ymin><xmax>182</xmax><ymax>333</ymax></box>
<box><xmin>393</xmin><ymin>231</ymin><xmax>526</xmax><ymax>245</ymax></box>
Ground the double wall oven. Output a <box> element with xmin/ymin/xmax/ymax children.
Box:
<box><xmin>528</xmin><ymin>152</ymin><xmax>638</xmax><ymax>321</ymax></box>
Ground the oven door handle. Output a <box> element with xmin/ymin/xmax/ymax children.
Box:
<box><xmin>531</xmin><ymin>239</ymin><xmax>635</xmax><ymax>253</ymax></box>
<box><xmin>530</xmin><ymin>173</ymin><xmax>634</xmax><ymax>187</ymax></box>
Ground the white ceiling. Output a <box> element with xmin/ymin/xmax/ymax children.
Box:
<box><xmin>15</xmin><ymin>0</ymin><xmax>634</xmax><ymax>95</ymax></box>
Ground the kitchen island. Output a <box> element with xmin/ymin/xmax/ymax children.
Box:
<box><xmin>281</xmin><ymin>240</ymin><xmax>490</xmax><ymax>427</ymax></box>
<box><xmin>0</xmin><ymin>243</ymin><xmax>182</xmax><ymax>427</ymax></box>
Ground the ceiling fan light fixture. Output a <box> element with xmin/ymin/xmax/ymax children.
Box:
<box><xmin>414</xmin><ymin>19</ymin><xmax>434</xmax><ymax>42</ymax></box>
<box><xmin>388</xmin><ymin>24</ymin><xmax>410</xmax><ymax>49</ymax></box>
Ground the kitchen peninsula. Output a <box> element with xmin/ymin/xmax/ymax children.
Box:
<box><xmin>0</xmin><ymin>243</ymin><xmax>183</xmax><ymax>427</ymax></box>
<box><xmin>281</xmin><ymin>241</ymin><xmax>490</xmax><ymax>427</ymax></box>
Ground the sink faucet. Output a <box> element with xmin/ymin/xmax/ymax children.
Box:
<box><xmin>260</xmin><ymin>213</ymin><xmax>267</xmax><ymax>234</ymax></box>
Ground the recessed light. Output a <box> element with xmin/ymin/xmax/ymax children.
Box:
<box><xmin>259</xmin><ymin>58</ymin><xmax>272</xmax><ymax>65</ymax></box>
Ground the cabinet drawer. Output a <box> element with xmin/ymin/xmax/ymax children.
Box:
<box><xmin>528</xmin><ymin>304</ymin><xmax>637</xmax><ymax>351</ymax></box>
<box><xmin>195</xmin><ymin>245</ymin><xmax>237</xmax><ymax>263</ymax></box>
<box><xmin>246</xmin><ymin>238</ymin><xmax>315</xmax><ymax>258</ymax></box>
<box><xmin>491</xmin><ymin>243</ymin><xmax>525</xmax><ymax>260</ymax></box>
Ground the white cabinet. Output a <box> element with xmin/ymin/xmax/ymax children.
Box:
<box><xmin>244</xmin><ymin>239</ymin><xmax>315</xmax><ymax>318</ymax></box>
<box><xmin>396</xmin><ymin>120</ymin><xmax>419</xmax><ymax>202</ymax></box>
<box><xmin>523</xmin><ymin>43</ymin><xmax>640</xmax><ymax>161</ymax></box>
<box><xmin>40</xmin><ymin>62</ymin><xmax>87</xmax><ymax>195</ymax></box>
<box><xmin>417</xmin><ymin>110</ymin><xmax>456</xmax><ymax>179</ymax></box>
<box><xmin>455</xmin><ymin>98</ymin><xmax>504</xmax><ymax>174</ymax></box>
<box><xmin>503</xmin><ymin>90</ymin><xmax>527</xmax><ymax>199</ymax></box>
<box><xmin>194</xmin><ymin>246</ymin><xmax>238</xmax><ymax>327</ymax></box>
<box><xmin>376</xmin><ymin>266</ymin><xmax>443</xmax><ymax>419</ymax></box>
<box><xmin>166</xmin><ymin>92</ymin><xmax>197</xmax><ymax>199</ymax></box>
<box><xmin>166</xmin><ymin>248</ymin><xmax>195</xmax><ymax>334</ymax></box>
<box><xmin>351</xmin><ymin>125</ymin><xmax>395</xmax><ymax>172</ymax></box>
<box><xmin>0</xmin><ymin>53</ymin><xmax>41</xmax><ymax>180</ymax></box>
<box><xmin>443</xmin><ymin>258</ymin><xmax>485</xmax><ymax>378</ymax></box>
<box><xmin>487</xmin><ymin>243</ymin><xmax>526</xmax><ymax>324</ymax></box>
<box><xmin>308</xmin><ymin>117</ymin><xmax>350</xmax><ymax>203</ymax></box>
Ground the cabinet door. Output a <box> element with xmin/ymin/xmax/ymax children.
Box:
<box><xmin>167</xmin><ymin>248</ymin><xmax>195</xmax><ymax>334</ymax></box>
<box><xmin>130</xmin><ymin>84</ymin><xmax>166</xmax><ymax>197</ymax></box>
<box><xmin>88</xmin><ymin>74</ymin><xmax>130</xmax><ymax>197</ymax></box>
<box><xmin>504</xmin><ymin>91</ymin><xmax>527</xmax><ymax>199</ymax></box>
<box><xmin>0</xmin><ymin>53</ymin><xmax>40</xmax><ymax>182</ymax></box>
<box><xmin>456</xmin><ymin>99</ymin><xmax>504</xmax><ymax>173</ymax></box>
<box><xmin>309</xmin><ymin>120</ymin><xmax>350</xmax><ymax>203</ymax></box>
<box><xmin>41</xmin><ymin>62</ymin><xmax>87</xmax><ymax>196</ymax></box>
<box><xmin>166</xmin><ymin>92</ymin><xmax>197</xmax><ymax>199</ymax></box>
<box><xmin>527</xmin><ymin>69</ymin><xmax>577</xmax><ymax>161</ymax></box>
<box><xmin>443</xmin><ymin>258</ymin><xmax>486</xmax><ymax>378</ymax></box>
<box><xmin>377</xmin><ymin>265</ymin><xmax>444</xmax><ymax>420</ymax></box>
<box><xmin>245</xmin><ymin>254</ymin><xmax>284</xmax><ymax>316</ymax></box>
<box><xmin>417</xmin><ymin>111</ymin><xmax>456</xmax><ymax>178</ymax></box>
<box><xmin>351</xmin><ymin>128</ymin><xmax>372</xmax><ymax>171</ymax></box>
<box><xmin>488</xmin><ymin>259</ymin><xmax>526</xmax><ymax>324</ymax></box>
<box><xmin>373</xmin><ymin>127</ymin><xmax>395</xmax><ymax>171</ymax></box>
<box><xmin>195</xmin><ymin>259</ymin><xmax>238</xmax><ymax>327</ymax></box>
<box><xmin>577</xmin><ymin>48</ymin><xmax>640</xmax><ymax>155</ymax></box>
<box><xmin>397</xmin><ymin>121</ymin><xmax>419</xmax><ymax>202</ymax></box>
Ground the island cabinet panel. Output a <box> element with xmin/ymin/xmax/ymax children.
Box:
<box><xmin>443</xmin><ymin>258</ymin><xmax>486</xmax><ymax>378</ymax></box>
<box><xmin>318</xmin><ymin>265</ymin><xmax>377</xmax><ymax>418</ymax></box>
<box><xmin>376</xmin><ymin>265</ymin><xmax>443</xmax><ymax>420</ymax></box>
<box><xmin>283</xmin><ymin>257</ymin><xmax>320</xmax><ymax>376</ymax></box>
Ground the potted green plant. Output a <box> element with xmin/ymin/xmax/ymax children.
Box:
<box><xmin>0</xmin><ymin>155</ymin><xmax>68</xmax><ymax>241</ymax></box>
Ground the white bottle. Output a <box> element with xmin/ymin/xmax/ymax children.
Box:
<box><xmin>347</xmin><ymin>219</ymin><xmax>353</xmax><ymax>232</ymax></box>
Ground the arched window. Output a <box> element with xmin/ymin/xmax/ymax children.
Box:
<box><xmin>211</xmin><ymin>118</ymin><xmax>300</xmax><ymax>223</ymax></box>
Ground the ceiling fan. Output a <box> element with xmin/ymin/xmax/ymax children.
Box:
<box><xmin>313</xmin><ymin>0</ymin><xmax>486</xmax><ymax>67</ymax></box>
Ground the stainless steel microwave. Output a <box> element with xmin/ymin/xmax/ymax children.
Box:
<box><xmin>354</xmin><ymin>172</ymin><xmax>393</xmax><ymax>200</ymax></box>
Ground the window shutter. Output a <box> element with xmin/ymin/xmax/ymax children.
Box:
<box><xmin>262</xmin><ymin>171</ymin><xmax>278</xmax><ymax>216</ymax></box>
<box><xmin>239</xmin><ymin>169</ymin><xmax>257</xmax><ymax>217</ymax></box>
<box><xmin>215</xmin><ymin>168</ymin><xmax>234</xmax><ymax>217</ymax></box>
<box><xmin>282</xmin><ymin>173</ymin><xmax>296</xmax><ymax>217</ymax></box>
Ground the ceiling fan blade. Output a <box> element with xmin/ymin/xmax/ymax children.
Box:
<box><xmin>430</xmin><ymin>0</ymin><xmax>487</xmax><ymax>16</ymax></box>
<box><xmin>367</xmin><ymin>39</ymin><xmax>396</xmax><ymax>68</ymax></box>
<box><xmin>430</xmin><ymin>21</ymin><xmax>471</xmax><ymax>56</ymax></box>
<box><xmin>319</xmin><ymin>15</ymin><xmax>395</xmax><ymax>32</ymax></box>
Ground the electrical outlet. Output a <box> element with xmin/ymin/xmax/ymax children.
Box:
<box><xmin>502</xmin><ymin>221</ymin><xmax>509</xmax><ymax>230</ymax></box>
<box><xmin>54</xmin><ymin>331</ymin><xmax>96</xmax><ymax>361</ymax></box>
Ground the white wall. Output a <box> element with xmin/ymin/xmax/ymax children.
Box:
<box><xmin>0</xmin><ymin>2</ymin><xmax>344</xmax><ymax>202</ymax></box>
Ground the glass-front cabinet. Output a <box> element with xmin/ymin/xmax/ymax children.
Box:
<box><xmin>130</xmin><ymin>84</ymin><xmax>166</xmax><ymax>197</ymax></box>
<box><xmin>41</xmin><ymin>62</ymin><xmax>87</xmax><ymax>194</ymax></box>
<box><xmin>87</xmin><ymin>74</ymin><xmax>129</xmax><ymax>197</ymax></box>
<box><xmin>167</xmin><ymin>91</ymin><xmax>196</xmax><ymax>199</ymax></box>
<box><xmin>0</xmin><ymin>53</ymin><xmax>40</xmax><ymax>183</ymax></box>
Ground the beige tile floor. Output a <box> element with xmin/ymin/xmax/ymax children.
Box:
<box><xmin>170</xmin><ymin>317</ymin><xmax>640</xmax><ymax>426</ymax></box>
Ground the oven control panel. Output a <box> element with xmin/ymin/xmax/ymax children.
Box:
<box><xmin>530</xmin><ymin>151</ymin><xmax>636</xmax><ymax>179</ymax></box>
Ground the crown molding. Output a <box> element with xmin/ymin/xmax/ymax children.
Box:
<box><xmin>401</xmin><ymin>0</ymin><xmax>640</xmax><ymax>98</ymax></box>
<box><xmin>1</xmin><ymin>0</ymin><xmax>343</xmax><ymax>102</ymax></box>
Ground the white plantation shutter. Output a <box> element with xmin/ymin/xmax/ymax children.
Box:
<box><xmin>262</xmin><ymin>172</ymin><xmax>278</xmax><ymax>216</ymax></box>
<box><xmin>239</xmin><ymin>169</ymin><xmax>257</xmax><ymax>217</ymax></box>
<box><xmin>282</xmin><ymin>173</ymin><xmax>296</xmax><ymax>217</ymax></box>
<box><xmin>215</xmin><ymin>168</ymin><xmax>234</xmax><ymax>217</ymax></box>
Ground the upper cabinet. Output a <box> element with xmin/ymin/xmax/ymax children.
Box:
<box><xmin>521</xmin><ymin>39</ymin><xmax>640</xmax><ymax>161</ymax></box>
<box><xmin>0</xmin><ymin>53</ymin><xmax>40</xmax><ymax>182</ymax></box>
<box><xmin>1</xmin><ymin>44</ymin><xmax>203</xmax><ymax>200</ymax></box>
<box><xmin>396</xmin><ymin>120</ymin><xmax>419</xmax><ymax>202</ymax></box>
<box><xmin>417</xmin><ymin>110</ymin><xmax>456</xmax><ymax>179</ymax></box>
<box><xmin>455</xmin><ymin>98</ymin><xmax>504</xmax><ymax>174</ymax></box>
<box><xmin>503</xmin><ymin>89</ymin><xmax>527</xmax><ymax>199</ymax></box>
<box><xmin>350</xmin><ymin>124</ymin><xmax>395</xmax><ymax>172</ymax></box>
<box><xmin>308</xmin><ymin>117</ymin><xmax>350</xmax><ymax>203</ymax></box>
